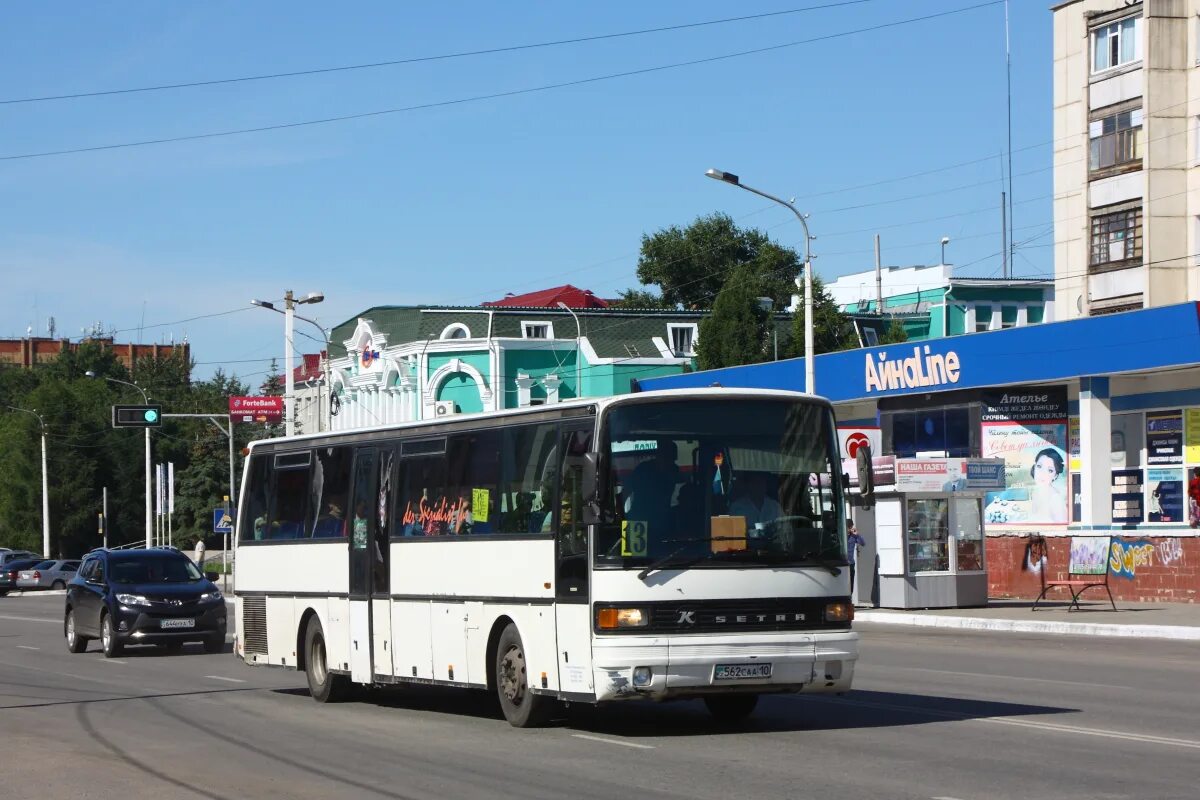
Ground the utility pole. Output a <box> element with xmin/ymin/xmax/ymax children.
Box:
<box><xmin>102</xmin><ymin>486</ymin><xmax>108</xmax><ymax>549</ymax></box>
<box><xmin>284</xmin><ymin>290</ymin><xmax>296</xmax><ymax>437</ymax></box>
<box><xmin>7</xmin><ymin>406</ymin><xmax>50</xmax><ymax>558</ymax></box>
<box><xmin>874</xmin><ymin>235</ymin><xmax>883</xmax><ymax>314</ymax></box>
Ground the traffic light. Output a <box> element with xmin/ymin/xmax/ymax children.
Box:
<box><xmin>112</xmin><ymin>405</ymin><xmax>162</xmax><ymax>428</ymax></box>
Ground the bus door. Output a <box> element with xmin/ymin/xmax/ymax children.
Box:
<box><xmin>555</xmin><ymin>423</ymin><xmax>594</xmax><ymax>695</ymax></box>
<box><xmin>348</xmin><ymin>448</ymin><xmax>378</xmax><ymax>684</ymax></box>
<box><xmin>371</xmin><ymin>447</ymin><xmax>396</xmax><ymax>678</ymax></box>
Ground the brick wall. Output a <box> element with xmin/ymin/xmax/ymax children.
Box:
<box><xmin>986</xmin><ymin>534</ymin><xmax>1199</xmax><ymax>604</ymax></box>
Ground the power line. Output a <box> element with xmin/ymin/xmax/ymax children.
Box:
<box><xmin>0</xmin><ymin>2</ymin><xmax>875</xmax><ymax>106</ymax></box>
<box><xmin>0</xmin><ymin>1</ymin><xmax>1002</xmax><ymax>163</ymax></box>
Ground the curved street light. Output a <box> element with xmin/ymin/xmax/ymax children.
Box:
<box><xmin>6</xmin><ymin>405</ymin><xmax>49</xmax><ymax>557</ymax></box>
<box><xmin>252</xmin><ymin>292</ymin><xmax>329</xmax><ymax>435</ymax></box>
<box><xmin>86</xmin><ymin>371</ymin><xmax>152</xmax><ymax>548</ymax></box>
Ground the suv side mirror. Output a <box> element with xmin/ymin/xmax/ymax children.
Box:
<box><xmin>205</xmin><ymin>571</ymin><xmax>220</xmax><ymax>583</ymax></box>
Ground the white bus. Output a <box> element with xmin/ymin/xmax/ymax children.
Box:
<box><xmin>234</xmin><ymin>388</ymin><xmax>858</xmax><ymax>726</ymax></box>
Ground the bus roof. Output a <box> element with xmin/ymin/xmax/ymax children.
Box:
<box><xmin>245</xmin><ymin>387</ymin><xmax>829</xmax><ymax>453</ymax></box>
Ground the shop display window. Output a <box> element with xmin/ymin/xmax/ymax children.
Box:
<box><xmin>952</xmin><ymin>497</ymin><xmax>984</xmax><ymax>571</ymax></box>
<box><xmin>906</xmin><ymin>498</ymin><xmax>950</xmax><ymax>572</ymax></box>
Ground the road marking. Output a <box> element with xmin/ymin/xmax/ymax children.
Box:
<box><xmin>803</xmin><ymin>696</ymin><xmax>1200</xmax><ymax>751</ymax></box>
<box><xmin>932</xmin><ymin>796</ymin><xmax>967</xmax><ymax>800</ymax></box>
<box><xmin>872</xmin><ymin>665</ymin><xmax>1125</xmax><ymax>691</ymax></box>
<box><xmin>15</xmin><ymin>645</ymin><xmax>39</xmax><ymax>651</ymax></box>
<box><xmin>571</xmin><ymin>733</ymin><xmax>655</xmax><ymax>750</ymax></box>
<box><xmin>0</xmin><ymin>614</ymin><xmax>57</xmax><ymax>624</ymax></box>
<box><xmin>204</xmin><ymin>675</ymin><xmax>245</xmax><ymax>683</ymax></box>
<box><xmin>100</xmin><ymin>659</ymin><xmax>127</xmax><ymax>665</ymax></box>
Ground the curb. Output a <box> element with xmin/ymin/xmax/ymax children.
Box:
<box><xmin>854</xmin><ymin>611</ymin><xmax>1200</xmax><ymax>641</ymax></box>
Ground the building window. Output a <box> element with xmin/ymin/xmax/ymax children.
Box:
<box><xmin>440</xmin><ymin>323</ymin><xmax>470</xmax><ymax>340</ymax></box>
<box><xmin>1090</xmin><ymin>207</ymin><xmax>1142</xmax><ymax>271</ymax></box>
<box><xmin>974</xmin><ymin>305</ymin><xmax>993</xmax><ymax>333</ymax></box>
<box><xmin>522</xmin><ymin>322</ymin><xmax>553</xmax><ymax>339</ymax></box>
<box><xmin>1089</xmin><ymin>108</ymin><xmax>1142</xmax><ymax>173</ymax></box>
<box><xmin>1027</xmin><ymin>305</ymin><xmax>1044</xmax><ymax>324</ymax></box>
<box><xmin>1092</xmin><ymin>16</ymin><xmax>1140</xmax><ymax>73</ymax></box>
<box><xmin>667</xmin><ymin>323</ymin><xmax>697</xmax><ymax>357</ymax></box>
<box><xmin>1000</xmin><ymin>306</ymin><xmax>1018</xmax><ymax>329</ymax></box>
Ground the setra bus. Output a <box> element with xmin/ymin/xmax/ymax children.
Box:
<box><xmin>234</xmin><ymin>388</ymin><xmax>858</xmax><ymax>726</ymax></box>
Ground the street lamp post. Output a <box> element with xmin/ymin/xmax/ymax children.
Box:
<box><xmin>940</xmin><ymin>236</ymin><xmax>951</xmax><ymax>266</ymax></box>
<box><xmin>554</xmin><ymin>301</ymin><xmax>584</xmax><ymax>399</ymax></box>
<box><xmin>252</xmin><ymin>292</ymin><xmax>326</xmax><ymax>435</ymax></box>
<box><xmin>706</xmin><ymin>168</ymin><xmax>816</xmax><ymax>394</ymax></box>
<box><xmin>86</xmin><ymin>372</ymin><xmax>152</xmax><ymax>548</ymax></box>
<box><xmin>7</xmin><ymin>406</ymin><xmax>50</xmax><ymax>558</ymax></box>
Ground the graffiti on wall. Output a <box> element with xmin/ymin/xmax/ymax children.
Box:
<box><xmin>1022</xmin><ymin>535</ymin><xmax>1048</xmax><ymax>573</ymax></box>
<box><xmin>1109</xmin><ymin>539</ymin><xmax>1158</xmax><ymax>580</ymax></box>
<box><xmin>1156</xmin><ymin>538</ymin><xmax>1186</xmax><ymax>568</ymax></box>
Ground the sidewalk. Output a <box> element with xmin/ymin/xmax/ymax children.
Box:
<box><xmin>855</xmin><ymin>598</ymin><xmax>1200</xmax><ymax>641</ymax></box>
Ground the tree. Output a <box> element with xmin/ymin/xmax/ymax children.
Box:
<box><xmin>786</xmin><ymin>275</ymin><xmax>859</xmax><ymax>358</ymax></box>
<box><xmin>879</xmin><ymin>318</ymin><xmax>909</xmax><ymax>345</ymax></box>
<box><xmin>608</xmin><ymin>288</ymin><xmax>673</xmax><ymax>309</ymax></box>
<box><xmin>696</xmin><ymin>264</ymin><xmax>772</xmax><ymax>370</ymax></box>
<box><xmin>632</xmin><ymin>213</ymin><xmax>800</xmax><ymax>310</ymax></box>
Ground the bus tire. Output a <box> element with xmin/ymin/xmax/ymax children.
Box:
<box><xmin>495</xmin><ymin>623</ymin><xmax>552</xmax><ymax>728</ymax></box>
<box><xmin>704</xmin><ymin>694</ymin><xmax>759</xmax><ymax>723</ymax></box>
<box><xmin>304</xmin><ymin>617</ymin><xmax>348</xmax><ymax>703</ymax></box>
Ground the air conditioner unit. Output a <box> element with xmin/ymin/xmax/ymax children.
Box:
<box><xmin>434</xmin><ymin>400</ymin><xmax>458</xmax><ymax>417</ymax></box>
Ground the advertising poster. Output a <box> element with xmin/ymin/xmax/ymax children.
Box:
<box><xmin>1068</xmin><ymin>416</ymin><xmax>1081</xmax><ymax>472</ymax></box>
<box><xmin>981</xmin><ymin>388</ymin><xmax>1068</xmax><ymax>525</ymax></box>
<box><xmin>1146</xmin><ymin>468</ymin><xmax>1184</xmax><ymax>523</ymax></box>
<box><xmin>1146</xmin><ymin>410</ymin><xmax>1183</xmax><ymax>465</ymax></box>
<box><xmin>1186</xmin><ymin>408</ymin><xmax>1200</xmax><ymax>463</ymax></box>
<box><xmin>1111</xmin><ymin>468</ymin><xmax>1144</xmax><ymax>524</ymax></box>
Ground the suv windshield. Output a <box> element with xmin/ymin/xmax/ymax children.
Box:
<box><xmin>596</xmin><ymin>397</ymin><xmax>847</xmax><ymax>570</ymax></box>
<box><xmin>109</xmin><ymin>555</ymin><xmax>203</xmax><ymax>584</ymax></box>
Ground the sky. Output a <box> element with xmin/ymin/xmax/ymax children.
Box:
<box><xmin>0</xmin><ymin>0</ymin><xmax>1053</xmax><ymax>384</ymax></box>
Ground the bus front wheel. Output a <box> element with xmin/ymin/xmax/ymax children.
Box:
<box><xmin>495</xmin><ymin>623</ymin><xmax>553</xmax><ymax>728</ymax></box>
<box><xmin>704</xmin><ymin>694</ymin><xmax>759</xmax><ymax>723</ymax></box>
<box><xmin>304</xmin><ymin>617</ymin><xmax>349</xmax><ymax>703</ymax></box>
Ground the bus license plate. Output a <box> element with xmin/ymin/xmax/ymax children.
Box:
<box><xmin>714</xmin><ymin>663</ymin><xmax>772</xmax><ymax>681</ymax></box>
<box><xmin>160</xmin><ymin>618</ymin><xmax>195</xmax><ymax>629</ymax></box>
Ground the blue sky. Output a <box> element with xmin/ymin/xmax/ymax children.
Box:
<box><xmin>0</xmin><ymin>1</ymin><xmax>1052</xmax><ymax>383</ymax></box>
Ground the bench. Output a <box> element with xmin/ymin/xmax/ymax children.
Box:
<box><xmin>1032</xmin><ymin>535</ymin><xmax>1117</xmax><ymax>612</ymax></box>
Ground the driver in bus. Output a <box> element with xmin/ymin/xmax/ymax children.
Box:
<box><xmin>730</xmin><ymin>471</ymin><xmax>782</xmax><ymax>527</ymax></box>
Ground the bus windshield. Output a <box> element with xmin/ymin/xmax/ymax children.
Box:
<box><xmin>596</xmin><ymin>397</ymin><xmax>846</xmax><ymax>570</ymax></box>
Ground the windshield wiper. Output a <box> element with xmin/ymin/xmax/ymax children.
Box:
<box><xmin>636</xmin><ymin>537</ymin><xmax>744</xmax><ymax>580</ymax></box>
<box><xmin>798</xmin><ymin>550</ymin><xmax>844</xmax><ymax>576</ymax></box>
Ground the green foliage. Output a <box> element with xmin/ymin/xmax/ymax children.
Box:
<box><xmin>786</xmin><ymin>275</ymin><xmax>859</xmax><ymax>358</ymax></box>
<box><xmin>696</xmin><ymin>265</ymin><xmax>773</xmax><ymax>370</ymax></box>
<box><xmin>0</xmin><ymin>350</ymin><xmax>257</xmax><ymax>557</ymax></box>
<box><xmin>608</xmin><ymin>288</ymin><xmax>673</xmax><ymax>309</ymax></box>
<box><xmin>634</xmin><ymin>213</ymin><xmax>800</xmax><ymax>310</ymax></box>
<box><xmin>879</xmin><ymin>318</ymin><xmax>909</xmax><ymax>345</ymax></box>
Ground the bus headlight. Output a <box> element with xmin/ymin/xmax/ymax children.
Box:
<box><xmin>824</xmin><ymin>602</ymin><xmax>853</xmax><ymax>623</ymax></box>
<box><xmin>596</xmin><ymin>607</ymin><xmax>648</xmax><ymax>630</ymax></box>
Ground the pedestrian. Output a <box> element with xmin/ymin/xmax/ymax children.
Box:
<box><xmin>195</xmin><ymin>537</ymin><xmax>206</xmax><ymax>568</ymax></box>
<box><xmin>846</xmin><ymin>522</ymin><xmax>866</xmax><ymax>594</ymax></box>
<box><xmin>1189</xmin><ymin>467</ymin><xmax>1200</xmax><ymax>528</ymax></box>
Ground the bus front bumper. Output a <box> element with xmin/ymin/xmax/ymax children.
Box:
<box><xmin>591</xmin><ymin>630</ymin><xmax>858</xmax><ymax>702</ymax></box>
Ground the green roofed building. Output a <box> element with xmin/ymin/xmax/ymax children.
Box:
<box><xmin>324</xmin><ymin>291</ymin><xmax>709</xmax><ymax>430</ymax></box>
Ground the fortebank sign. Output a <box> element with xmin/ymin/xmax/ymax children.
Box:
<box><xmin>865</xmin><ymin>345</ymin><xmax>961</xmax><ymax>393</ymax></box>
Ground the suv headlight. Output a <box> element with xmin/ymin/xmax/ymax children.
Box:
<box><xmin>116</xmin><ymin>593</ymin><xmax>150</xmax><ymax>607</ymax></box>
<box><xmin>200</xmin><ymin>590</ymin><xmax>222</xmax><ymax>602</ymax></box>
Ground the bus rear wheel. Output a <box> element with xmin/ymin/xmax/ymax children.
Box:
<box><xmin>704</xmin><ymin>694</ymin><xmax>759</xmax><ymax>723</ymax></box>
<box><xmin>304</xmin><ymin>617</ymin><xmax>349</xmax><ymax>703</ymax></box>
<box><xmin>495</xmin><ymin>623</ymin><xmax>552</xmax><ymax>728</ymax></box>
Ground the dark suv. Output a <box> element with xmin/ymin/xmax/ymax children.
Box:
<box><xmin>65</xmin><ymin>548</ymin><xmax>227</xmax><ymax>657</ymax></box>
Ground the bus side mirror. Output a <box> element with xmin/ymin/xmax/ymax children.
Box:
<box><xmin>856</xmin><ymin>445</ymin><xmax>875</xmax><ymax>511</ymax></box>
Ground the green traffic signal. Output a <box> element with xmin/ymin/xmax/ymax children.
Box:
<box><xmin>144</xmin><ymin>409</ymin><xmax>159</xmax><ymax>423</ymax></box>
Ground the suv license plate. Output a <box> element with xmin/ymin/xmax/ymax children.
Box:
<box><xmin>714</xmin><ymin>663</ymin><xmax>772</xmax><ymax>681</ymax></box>
<box><xmin>160</xmin><ymin>618</ymin><xmax>195</xmax><ymax>629</ymax></box>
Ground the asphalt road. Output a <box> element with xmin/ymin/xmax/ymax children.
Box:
<box><xmin>1</xmin><ymin>593</ymin><xmax>1197</xmax><ymax>800</ymax></box>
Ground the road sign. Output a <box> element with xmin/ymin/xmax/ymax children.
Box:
<box><xmin>229</xmin><ymin>395</ymin><xmax>284</xmax><ymax>424</ymax></box>
<box><xmin>213</xmin><ymin>508</ymin><xmax>234</xmax><ymax>534</ymax></box>
<box><xmin>112</xmin><ymin>404</ymin><xmax>163</xmax><ymax>428</ymax></box>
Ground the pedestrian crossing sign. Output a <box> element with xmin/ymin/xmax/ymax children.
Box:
<box><xmin>213</xmin><ymin>508</ymin><xmax>234</xmax><ymax>534</ymax></box>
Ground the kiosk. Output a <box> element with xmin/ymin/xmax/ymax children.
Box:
<box><xmin>859</xmin><ymin>457</ymin><xmax>1004</xmax><ymax>609</ymax></box>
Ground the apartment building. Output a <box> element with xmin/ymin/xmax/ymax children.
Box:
<box><xmin>1052</xmin><ymin>0</ymin><xmax>1198</xmax><ymax>317</ymax></box>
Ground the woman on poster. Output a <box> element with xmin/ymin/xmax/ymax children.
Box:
<box><xmin>1188</xmin><ymin>467</ymin><xmax>1200</xmax><ymax>528</ymax></box>
<box><xmin>1029</xmin><ymin>448</ymin><xmax>1068</xmax><ymax>524</ymax></box>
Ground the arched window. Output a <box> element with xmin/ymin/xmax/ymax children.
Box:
<box><xmin>440</xmin><ymin>323</ymin><xmax>470</xmax><ymax>340</ymax></box>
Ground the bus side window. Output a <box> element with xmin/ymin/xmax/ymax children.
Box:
<box><xmin>312</xmin><ymin>446</ymin><xmax>353</xmax><ymax>538</ymax></box>
<box><xmin>240</xmin><ymin>455</ymin><xmax>270</xmax><ymax>542</ymax></box>
<box><xmin>557</xmin><ymin>424</ymin><xmax>592</xmax><ymax>598</ymax></box>
<box><xmin>268</xmin><ymin>452</ymin><xmax>312</xmax><ymax>540</ymax></box>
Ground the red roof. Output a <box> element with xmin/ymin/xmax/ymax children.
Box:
<box><xmin>482</xmin><ymin>284</ymin><xmax>609</xmax><ymax>309</ymax></box>
<box><xmin>292</xmin><ymin>353</ymin><xmax>324</xmax><ymax>383</ymax></box>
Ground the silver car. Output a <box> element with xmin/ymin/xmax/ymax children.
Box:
<box><xmin>16</xmin><ymin>560</ymin><xmax>80</xmax><ymax>590</ymax></box>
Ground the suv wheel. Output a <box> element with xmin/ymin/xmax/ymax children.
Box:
<box><xmin>101</xmin><ymin>612</ymin><xmax>123</xmax><ymax>658</ymax></box>
<box><xmin>65</xmin><ymin>609</ymin><xmax>88</xmax><ymax>653</ymax></box>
